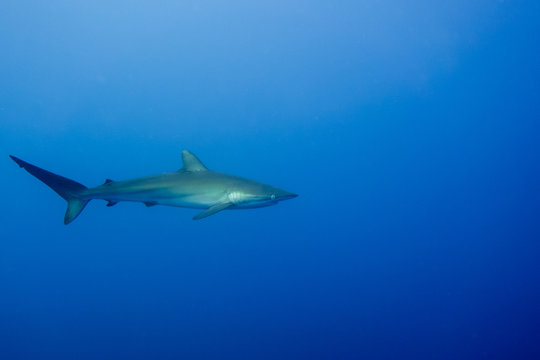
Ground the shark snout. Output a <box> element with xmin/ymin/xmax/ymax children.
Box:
<box><xmin>276</xmin><ymin>190</ymin><xmax>298</xmax><ymax>201</ymax></box>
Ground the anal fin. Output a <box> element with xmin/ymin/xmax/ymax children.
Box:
<box><xmin>144</xmin><ymin>201</ymin><xmax>158</xmax><ymax>207</ymax></box>
<box><xmin>106</xmin><ymin>201</ymin><xmax>118</xmax><ymax>207</ymax></box>
<box><xmin>193</xmin><ymin>202</ymin><xmax>232</xmax><ymax>220</ymax></box>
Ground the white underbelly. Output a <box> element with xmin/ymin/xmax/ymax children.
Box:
<box><xmin>90</xmin><ymin>190</ymin><xmax>224</xmax><ymax>209</ymax></box>
<box><xmin>153</xmin><ymin>194</ymin><xmax>224</xmax><ymax>209</ymax></box>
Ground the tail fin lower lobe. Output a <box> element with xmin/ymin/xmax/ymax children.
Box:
<box><xmin>9</xmin><ymin>155</ymin><xmax>90</xmax><ymax>224</ymax></box>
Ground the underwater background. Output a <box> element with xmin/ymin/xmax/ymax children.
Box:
<box><xmin>1</xmin><ymin>1</ymin><xmax>539</xmax><ymax>359</ymax></box>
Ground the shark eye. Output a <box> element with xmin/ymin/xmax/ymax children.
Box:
<box><xmin>271</xmin><ymin>194</ymin><xmax>276</xmax><ymax>200</ymax></box>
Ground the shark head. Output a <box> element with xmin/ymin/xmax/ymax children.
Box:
<box><xmin>227</xmin><ymin>182</ymin><xmax>298</xmax><ymax>209</ymax></box>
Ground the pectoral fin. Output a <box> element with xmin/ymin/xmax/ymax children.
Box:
<box><xmin>193</xmin><ymin>202</ymin><xmax>232</xmax><ymax>220</ymax></box>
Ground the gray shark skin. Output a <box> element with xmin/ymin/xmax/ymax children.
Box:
<box><xmin>9</xmin><ymin>150</ymin><xmax>297</xmax><ymax>224</ymax></box>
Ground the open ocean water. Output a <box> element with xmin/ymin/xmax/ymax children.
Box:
<box><xmin>1</xmin><ymin>1</ymin><xmax>539</xmax><ymax>359</ymax></box>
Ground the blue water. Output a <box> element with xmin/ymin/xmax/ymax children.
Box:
<box><xmin>1</xmin><ymin>1</ymin><xmax>539</xmax><ymax>359</ymax></box>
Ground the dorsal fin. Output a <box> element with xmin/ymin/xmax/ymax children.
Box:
<box><xmin>181</xmin><ymin>150</ymin><xmax>208</xmax><ymax>172</ymax></box>
<box><xmin>104</xmin><ymin>179</ymin><xmax>114</xmax><ymax>184</ymax></box>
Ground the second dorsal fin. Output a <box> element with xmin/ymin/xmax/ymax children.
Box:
<box><xmin>180</xmin><ymin>150</ymin><xmax>208</xmax><ymax>172</ymax></box>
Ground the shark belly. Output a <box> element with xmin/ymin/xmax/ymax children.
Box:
<box><xmin>153</xmin><ymin>193</ymin><xmax>225</xmax><ymax>209</ymax></box>
<box><xmin>83</xmin><ymin>178</ymin><xmax>228</xmax><ymax>210</ymax></box>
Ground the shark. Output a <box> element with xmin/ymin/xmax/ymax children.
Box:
<box><xmin>9</xmin><ymin>150</ymin><xmax>297</xmax><ymax>224</ymax></box>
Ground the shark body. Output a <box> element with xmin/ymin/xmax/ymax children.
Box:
<box><xmin>10</xmin><ymin>150</ymin><xmax>297</xmax><ymax>224</ymax></box>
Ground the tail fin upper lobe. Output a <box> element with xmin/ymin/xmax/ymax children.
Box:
<box><xmin>9</xmin><ymin>155</ymin><xmax>89</xmax><ymax>224</ymax></box>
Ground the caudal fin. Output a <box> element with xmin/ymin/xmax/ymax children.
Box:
<box><xmin>9</xmin><ymin>155</ymin><xmax>90</xmax><ymax>224</ymax></box>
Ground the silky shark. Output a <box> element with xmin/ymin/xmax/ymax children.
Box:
<box><xmin>9</xmin><ymin>150</ymin><xmax>298</xmax><ymax>224</ymax></box>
